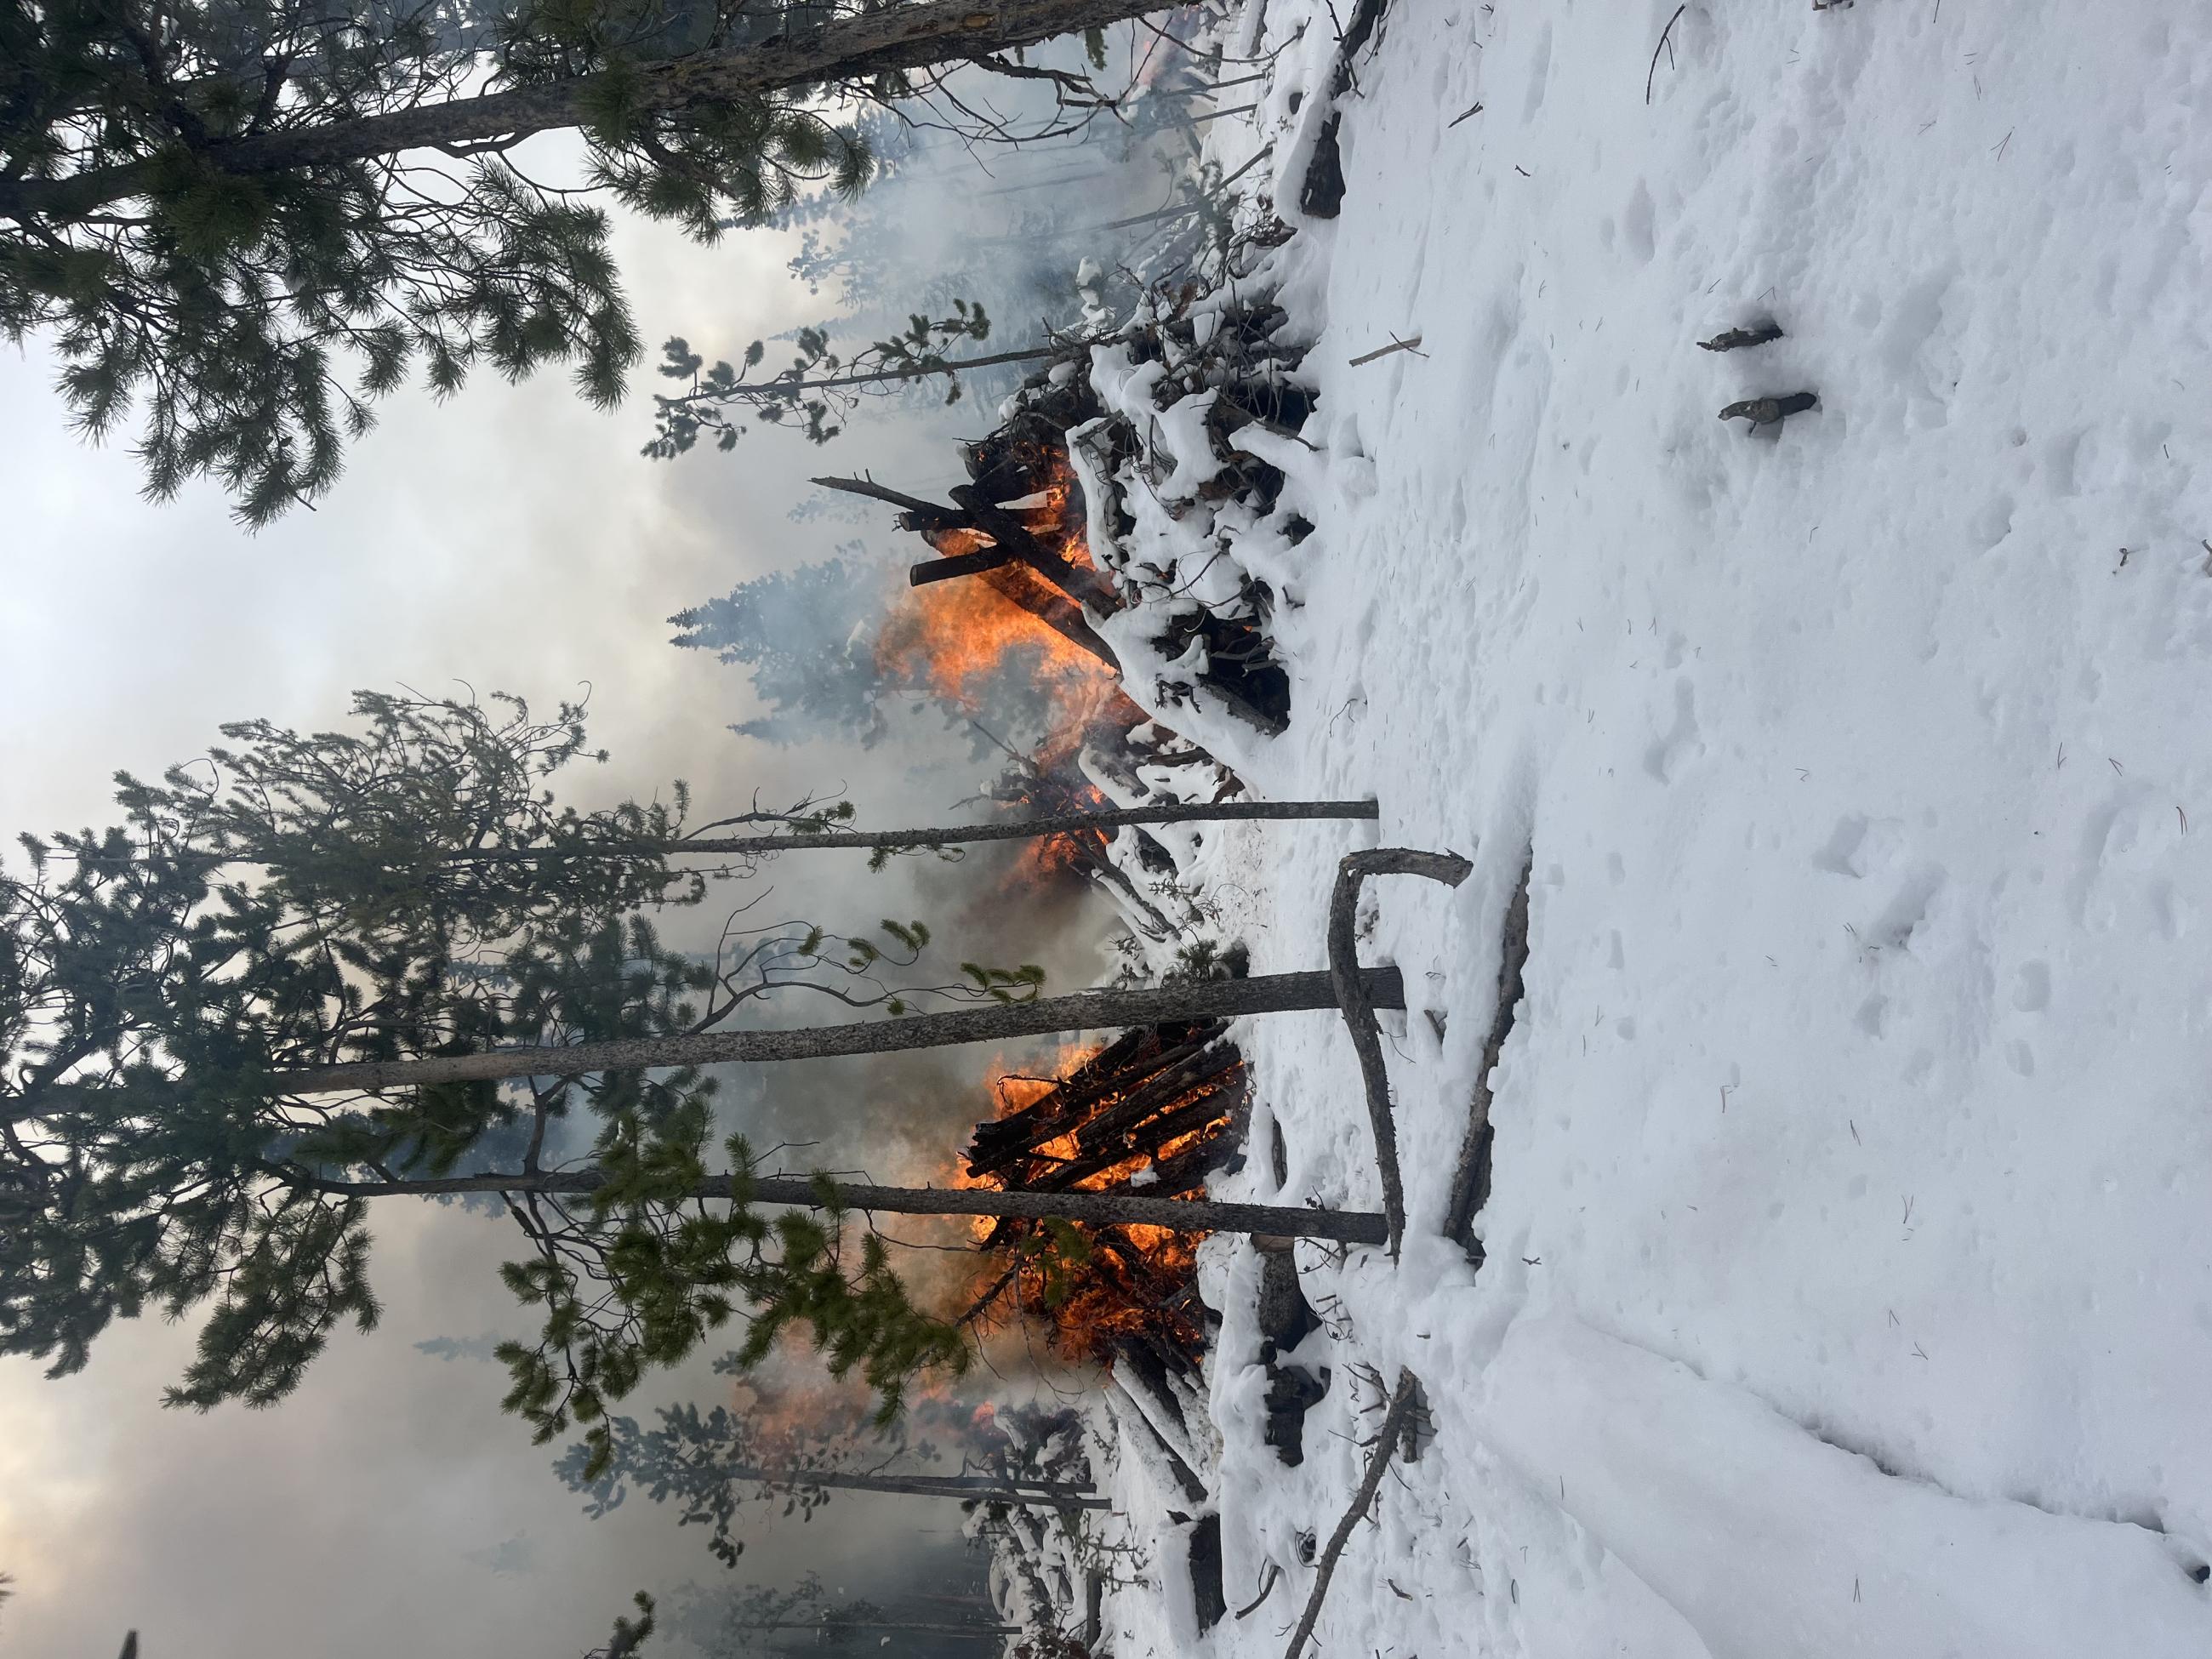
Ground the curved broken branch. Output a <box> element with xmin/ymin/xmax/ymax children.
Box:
<box><xmin>1327</xmin><ymin>847</ymin><xmax>1474</xmax><ymax>1257</ymax></box>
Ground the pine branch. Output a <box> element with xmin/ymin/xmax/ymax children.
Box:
<box><xmin>2</xmin><ymin>0</ymin><xmax>1172</xmax><ymax>223</ymax></box>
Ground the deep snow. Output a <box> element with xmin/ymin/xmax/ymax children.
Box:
<box><xmin>1078</xmin><ymin>1</ymin><xmax>2212</xmax><ymax>1655</ymax></box>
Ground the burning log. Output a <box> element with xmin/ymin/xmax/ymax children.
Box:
<box><xmin>814</xmin><ymin>472</ymin><xmax>1115</xmax><ymax>615</ymax></box>
<box><xmin>964</xmin><ymin>1021</ymin><xmax>1244</xmax><ymax>1194</ymax></box>
<box><xmin>960</xmin><ymin>1022</ymin><xmax>1248</xmax><ymax>1362</ymax></box>
<box><xmin>909</xmin><ymin>543</ymin><xmax>1023</xmax><ymax>586</ymax></box>
<box><xmin>816</xmin><ymin>472</ymin><xmax>1126</xmax><ymax>673</ymax></box>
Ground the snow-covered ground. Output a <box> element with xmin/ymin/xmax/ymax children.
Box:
<box><xmin>1086</xmin><ymin>1</ymin><xmax>2212</xmax><ymax>1654</ymax></box>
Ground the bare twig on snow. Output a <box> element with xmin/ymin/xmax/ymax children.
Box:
<box><xmin>1281</xmin><ymin>1368</ymin><xmax>1424</xmax><ymax>1659</ymax></box>
<box><xmin>1647</xmin><ymin>4</ymin><xmax>1689</xmax><ymax>105</ymax></box>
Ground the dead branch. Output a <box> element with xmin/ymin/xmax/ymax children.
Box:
<box><xmin>1348</xmin><ymin>333</ymin><xmax>1425</xmax><ymax>367</ymax></box>
<box><xmin>1442</xmin><ymin>850</ymin><xmax>1531</xmax><ymax>1251</ymax></box>
<box><xmin>957</xmin><ymin>1259</ymin><xmax>1023</xmax><ymax>1327</ymax></box>
<box><xmin>1328</xmin><ymin>849</ymin><xmax>1474</xmax><ymax>1257</ymax></box>
<box><xmin>1281</xmin><ymin>1367</ymin><xmax>1423</xmax><ymax>1659</ymax></box>
<box><xmin>1646</xmin><ymin>4</ymin><xmax>1688</xmax><ymax>105</ymax></box>
<box><xmin>1235</xmin><ymin>1559</ymin><xmax>1284</xmax><ymax>1619</ymax></box>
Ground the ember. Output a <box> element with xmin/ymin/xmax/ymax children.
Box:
<box><xmin>958</xmin><ymin>1022</ymin><xmax>1248</xmax><ymax>1362</ymax></box>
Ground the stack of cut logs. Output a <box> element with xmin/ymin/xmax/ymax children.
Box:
<box><xmin>961</xmin><ymin>1020</ymin><xmax>1249</xmax><ymax>1362</ymax></box>
<box><xmin>965</xmin><ymin>1020</ymin><xmax>1247</xmax><ymax>1215</ymax></box>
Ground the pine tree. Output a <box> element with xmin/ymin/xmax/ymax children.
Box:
<box><xmin>559</xmin><ymin>1400</ymin><xmax>1103</xmax><ymax>1568</ymax></box>
<box><xmin>1</xmin><ymin>686</ymin><xmax>1387</xmax><ymax>1466</ymax></box>
<box><xmin>1</xmin><ymin>0</ymin><xmax>1166</xmax><ymax>522</ymax></box>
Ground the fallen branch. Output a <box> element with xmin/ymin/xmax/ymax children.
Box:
<box><xmin>1235</xmin><ymin>1560</ymin><xmax>1284</xmax><ymax>1619</ymax></box>
<box><xmin>1646</xmin><ymin>3</ymin><xmax>1688</xmax><ymax>105</ymax></box>
<box><xmin>1348</xmin><ymin>333</ymin><xmax>1425</xmax><ymax>367</ymax></box>
<box><xmin>1447</xmin><ymin>101</ymin><xmax>1484</xmax><ymax>128</ymax></box>
<box><xmin>1328</xmin><ymin>849</ymin><xmax>1474</xmax><ymax>1257</ymax></box>
<box><xmin>1281</xmin><ymin>1368</ymin><xmax>1422</xmax><ymax>1659</ymax></box>
<box><xmin>1442</xmin><ymin>850</ymin><xmax>1531</xmax><ymax>1251</ymax></box>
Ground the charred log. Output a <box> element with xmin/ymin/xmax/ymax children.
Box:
<box><xmin>1263</xmin><ymin>1364</ymin><xmax>1330</xmax><ymax>1467</ymax></box>
<box><xmin>1189</xmin><ymin>1514</ymin><xmax>1228</xmax><ymax>1632</ymax></box>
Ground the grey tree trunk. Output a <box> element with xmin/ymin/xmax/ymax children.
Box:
<box><xmin>731</xmin><ymin>1617</ymin><xmax>1022</xmax><ymax>1634</ymax></box>
<box><xmin>273</xmin><ymin>966</ymin><xmax>1404</xmax><ymax>1095</ymax></box>
<box><xmin>714</xmin><ymin>1468</ymin><xmax>1102</xmax><ymax>1512</ymax></box>
<box><xmin>663</xmin><ymin>338</ymin><xmax>1102</xmax><ymax>408</ymax></box>
<box><xmin>450</xmin><ymin>798</ymin><xmax>1379</xmax><ymax>863</ymax></box>
<box><xmin>313</xmin><ymin>1166</ymin><xmax>1392</xmax><ymax>1246</ymax></box>
<box><xmin>2</xmin><ymin>0</ymin><xmax>1172</xmax><ymax>223</ymax></box>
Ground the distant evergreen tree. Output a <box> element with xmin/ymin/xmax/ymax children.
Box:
<box><xmin>0</xmin><ymin>0</ymin><xmax>1162</xmax><ymax>522</ymax></box>
<box><xmin>669</xmin><ymin>546</ymin><xmax>899</xmax><ymax>744</ymax></box>
<box><xmin>671</xmin><ymin>546</ymin><xmax>1084</xmax><ymax>757</ymax></box>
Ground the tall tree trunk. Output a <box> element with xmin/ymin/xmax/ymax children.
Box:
<box><xmin>713</xmin><ymin>1471</ymin><xmax>1100</xmax><ymax>1512</ymax></box>
<box><xmin>274</xmin><ymin>966</ymin><xmax>1402</xmax><ymax>1094</ymax></box>
<box><xmin>667</xmin><ymin>339</ymin><xmax>1103</xmax><ymax>409</ymax></box>
<box><xmin>311</xmin><ymin>1167</ymin><xmax>1392</xmax><ymax>1246</ymax></box>
<box><xmin>731</xmin><ymin>1617</ymin><xmax>1023</xmax><ymax>1634</ymax></box>
<box><xmin>0</xmin><ymin>0</ymin><xmax>1172</xmax><ymax>223</ymax></box>
<box><xmin>447</xmin><ymin>798</ymin><xmax>1380</xmax><ymax>863</ymax></box>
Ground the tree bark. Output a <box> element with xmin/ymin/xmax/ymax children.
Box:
<box><xmin>1326</xmin><ymin>849</ymin><xmax>1470</xmax><ymax>1257</ymax></box>
<box><xmin>734</xmin><ymin>1628</ymin><xmax>1026</xmax><ymax>1645</ymax></box>
<box><xmin>446</xmin><ymin>798</ymin><xmax>1380</xmax><ymax>861</ymax></box>
<box><xmin>273</xmin><ymin>966</ymin><xmax>1404</xmax><ymax>1094</ymax></box>
<box><xmin>311</xmin><ymin>1166</ymin><xmax>1393</xmax><ymax>1246</ymax></box>
<box><xmin>715</xmin><ymin>1470</ymin><xmax>1100</xmax><ymax>1512</ymax></box>
<box><xmin>678</xmin><ymin>338</ymin><xmax>1104</xmax><ymax>410</ymax></box>
<box><xmin>1</xmin><ymin>0</ymin><xmax>1173</xmax><ymax>224</ymax></box>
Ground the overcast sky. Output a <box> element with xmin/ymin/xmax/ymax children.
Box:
<box><xmin>0</xmin><ymin>136</ymin><xmax>1121</xmax><ymax>1659</ymax></box>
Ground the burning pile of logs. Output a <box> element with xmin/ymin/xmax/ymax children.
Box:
<box><xmin>817</xmin><ymin>289</ymin><xmax>1303</xmax><ymax>742</ymax></box>
<box><xmin>960</xmin><ymin>1021</ymin><xmax>1250</xmax><ymax>1362</ymax></box>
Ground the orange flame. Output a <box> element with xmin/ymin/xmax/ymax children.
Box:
<box><xmin>954</xmin><ymin>1032</ymin><xmax>1242</xmax><ymax>1361</ymax></box>
<box><xmin>873</xmin><ymin>453</ymin><xmax>1126</xmax><ymax>816</ymax></box>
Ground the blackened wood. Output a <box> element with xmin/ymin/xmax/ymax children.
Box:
<box><xmin>977</xmin><ymin>563</ymin><xmax>1125</xmax><ymax>671</ymax></box>
<box><xmin>1189</xmin><ymin>1514</ymin><xmax>1229</xmax><ymax>1631</ymax></box>
<box><xmin>1144</xmin><ymin>1124</ymin><xmax>1240</xmax><ymax>1197</ymax></box>
<box><xmin>1026</xmin><ymin>1084</ymin><xmax>1238</xmax><ymax>1193</ymax></box>
<box><xmin>910</xmin><ymin>546</ymin><xmax>1021</xmax><ymax>585</ymax></box>
<box><xmin>1255</xmin><ymin>1246</ymin><xmax>1317</xmax><ymax>1350</ymax></box>
<box><xmin>1067</xmin><ymin>1040</ymin><xmax>1241</xmax><ymax>1155</ymax></box>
